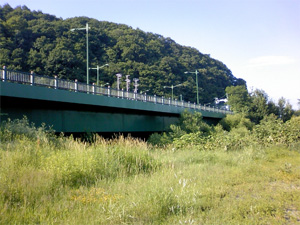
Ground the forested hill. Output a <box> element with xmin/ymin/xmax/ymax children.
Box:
<box><xmin>0</xmin><ymin>4</ymin><xmax>245</xmax><ymax>104</ymax></box>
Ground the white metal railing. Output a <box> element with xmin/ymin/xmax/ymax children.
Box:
<box><xmin>1</xmin><ymin>66</ymin><xmax>233</xmax><ymax>115</ymax></box>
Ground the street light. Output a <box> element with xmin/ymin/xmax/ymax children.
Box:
<box><xmin>184</xmin><ymin>70</ymin><xmax>199</xmax><ymax>104</ymax></box>
<box><xmin>89</xmin><ymin>64</ymin><xmax>109</xmax><ymax>86</ymax></box>
<box><xmin>101</xmin><ymin>82</ymin><xmax>109</xmax><ymax>87</ymax></box>
<box><xmin>116</xmin><ymin>73</ymin><xmax>122</xmax><ymax>90</ymax></box>
<box><xmin>163</xmin><ymin>83</ymin><xmax>183</xmax><ymax>101</ymax></box>
<box><xmin>133</xmin><ymin>78</ymin><xmax>139</xmax><ymax>93</ymax></box>
<box><xmin>140</xmin><ymin>89</ymin><xmax>149</xmax><ymax>94</ymax></box>
<box><xmin>70</xmin><ymin>23</ymin><xmax>90</xmax><ymax>85</ymax></box>
<box><xmin>125</xmin><ymin>75</ymin><xmax>131</xmax><ymax>92</ymax></box>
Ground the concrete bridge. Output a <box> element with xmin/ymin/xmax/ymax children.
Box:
<box><xmin>0</xmin><ymin>67</ymin><xmax>232</xmax><ymax>135</ymax></box>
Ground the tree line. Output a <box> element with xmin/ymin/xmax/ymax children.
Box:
<box><xmin>225</xmin><ymin>85</ymin><xmax>297</xmax><ymax>123</ymax></box>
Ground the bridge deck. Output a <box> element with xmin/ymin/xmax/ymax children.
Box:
<box><xmin>0</xmin><ymin>68</ymin><xmax>231</xmax><ymax>133</ymax></box>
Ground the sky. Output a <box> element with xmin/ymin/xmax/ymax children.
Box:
<box><xmin>4</xmin><ymin>0</ymin><xmax>300</xmax><ymax>109</ymax></box>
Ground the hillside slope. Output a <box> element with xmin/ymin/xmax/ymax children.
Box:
<box><xmin>0</xmin><ymin>4</ymin><xmax>245</xmax><ymax>104</ymax></box>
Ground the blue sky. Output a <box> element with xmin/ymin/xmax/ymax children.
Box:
<box><xmin>4</xmin><ymin>0</ymin><xmax>300</xmax><ymax>109</ymax></box>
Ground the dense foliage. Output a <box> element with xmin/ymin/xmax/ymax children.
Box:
<box><xmin>0</xmin><ymin>4</ymin><xmax>245</xmax><ymax>103</ymax></box>
<box><xmin>225</xmin><ymin>85</ymin><xmax>295</xmax><ymax>123</ymax></box>
<box><xmin>148</xmin><ymin>109</ymin><xmax>300</xmax><ymax>148</ymax></box>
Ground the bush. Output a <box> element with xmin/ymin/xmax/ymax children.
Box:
<box><xmin>173</xmin><ymin>113</ymin><xmax>300</xmax><ymax>151</ymax></box>
<box><xmin>220</xmin><ymin>113</ymin><xmax>254</xmax><ymax>131</ymax></box>
<box><xmin>0</xmin><ymin>116</ymin><xmax>60</xmax><ymax>150</ymax></box>
<box><xmin>178</xmin><ymin>111</ymin><xmax>212</xmax><ymax>134</ymax></box>
<box><xmin>148</xmin><ymin>110</ymin><xmax>212</xmax><ymax>146</ymax></box>
<box><xmin>148</xmin><ymin>132</ymin><xmax>172</xmax><ymax>147</ymax></box>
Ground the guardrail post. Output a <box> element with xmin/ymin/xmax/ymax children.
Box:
<box><xmin>54</xmin><ymin>75</ymin><xmax>58</xmax><ymax>89</ymax></box>
<box><xmin>2</xmin><ymin>66</ymin><xmax>7</xmax><ymax>82</ymax></box>
<box><xmin>92</xmin><ymin>83</ymin><xmax>95</xmax><ymax>95</ymax></box>
<box><xmin>168</xmin><ymin>98</ymin><xmax>171</xmax><ymax>105</ymax></box>
<box><xmin>75</xmin><ymin>79</ymin><xmax>78</xmax><ymax>92</ymax></box>
<box><xmin>144</xmin><ymin>93</ymin><xmax>147</xmax><ymax>102</ymax></box>
<box><xmin>134</xmin><ymin>92</ymin><xmax>137</xmax><ymax>100</ymax></box>
<box><xmin>30</xmin><ymin>71</ymin><xmax>34</xmax><ymax>86</ymax></box>
<box><xmin>121</xmin><ymin>88</ymin><xmax>124</xmax><ymax>99</ymax></box>
<box><xmin>154</xmin><ymin>95</ymin><xmax>157</xmax><ymax>104</ymax></box>
<box><xmin>162</xmin><ymin>96</ymin><xmax>164</xmax><ymax>105</ymax></box>
<box><xmin>108</xmin><ymin>86</ymin><xmax>111</xmax><ymax>97</ymax></box>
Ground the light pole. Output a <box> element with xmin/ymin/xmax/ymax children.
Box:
<box><xmin>133</xmin><ymin>78</ymin><xmax>139</xmax><ymax>93</ymax></box>
<box><xmin>125</xmin><ymin>75</ymin><xmax>131</xmax><ymax>92</ymax></box>
<box><xmin>70</xmin><ymin>23</ymin><xmax>90</xmax><ymax>85</ymax></box>
<box><xmin>163</xmin><ymin>83</ymin><xmax>183</xmax><ymax>100</ymax></box>
<box><xmin>185</xmin><ymin>70</ymin><xmax>199</xmax><ymax>104</ymax></box>
<box><xmin>89</xmin><ymin>64</ymin><xmax>109</xmax><ymax>86</ymax></box>
<box><xmin>116</xmin><ymin>73</ymin><xmax>122</xmax><ymax>90</ymax></box>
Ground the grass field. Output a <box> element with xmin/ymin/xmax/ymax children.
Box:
<box><xmin>0</xmin><ymin>118</ymin><xmax>300</xmax><ymax>224</ymax></box>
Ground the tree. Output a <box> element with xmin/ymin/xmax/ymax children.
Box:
<box><xmin>267</xmin><ymin>100</ymin><xmax>279</xmax><ymax>116</ymax></box>
<box><xmin>225</xmin><ymin>85</ymin><xmax>251</xmax><ymax>113</ymax></box>
<box><xmin>248</xmin><ymin>89</ymin><xmax>269</xmax><ymax>124</ymax></box>
<box><xmin>1</xmin><ymin>4</ymin><xmax>245</xmax><ymax>105</ymax></box>
<box><xmin>278</xmin><ymin>97</ymin><xmax>293</xmax><ymax>122</ymax></box>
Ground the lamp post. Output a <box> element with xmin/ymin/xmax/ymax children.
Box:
<box><xmin>125</xmin><ymin>75</ymin><xmax>131</xmax><ymax>92</ymax></box>
<box><xmin>184</xmin><ymin>70</ymin><xmax>199</xmax><ymax>104</ymax></box>
<box><xmin>70</xmin><ymin>23</ymin><xmax>90</xmax><ymax>85</ymax></box>
<box><xmin>133</xmin><ymin>78</ymin><xmax>139</xmax><ymax>93</ymax></box>
<box><xmin>116</xmin><ymin>73</ymin><xmax>122</xmax><ymax>90</ymax></box>
<box><xmin>89</xmin><ymin>64</ymin><xmax>109</xmax><ymax>86</ymax></box>
<box><xmin>163</xmin><ymin>83</ymin><xmax>183</xmax><ymax>101</ymax></box>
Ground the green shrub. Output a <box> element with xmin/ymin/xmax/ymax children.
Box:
<box><xmin>148</xmin><ymin>110</ymin><xmax>212</xmax><ymax>146</ymax></box>
<box><xmin>174</xmin><ymin>113</ymin><xmax>300</xmax><ymax>151</ymax></box>
<box><xmin>252</xmin><ymin>114</ymin><xmax>299</xmax><ymax>146</ymax></box>
<box><xmin>178</xmin><ymin>111</ymin><xmax>212</xmax><ymax>134</ymax></box>
<box><xmin>220</xmin><ymin>113</ymin><xmax>254</xmax><ymax>131</ymax></box>
<box><xmin>0</xmin><ymin>116</ymin><xmax>54</xmax><ymax>142</ymax></box>
<box><xmin>284</xmin><ymin>116</ymin><xmax>300</xmax><ymax>144</ymax></box>
<box><xmin>148</xmin><ymin>132</ymin><xmax>172</xmax><ymax>147</ymax></box>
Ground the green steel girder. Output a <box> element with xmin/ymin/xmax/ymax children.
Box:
<box><xmin>0</xmin><ymin>82</ymin><xmax>225</xmax><ymax>133</ymax></box>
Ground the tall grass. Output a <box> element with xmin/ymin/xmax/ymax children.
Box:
<box><xmin>0</xmin><ymin>117</ymin><xmax>300</xmax><ymax>224</ymax></box>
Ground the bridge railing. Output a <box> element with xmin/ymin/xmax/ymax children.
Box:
<box><xmin>1</xmin><ymin>66</ymin><xmax>232</xmax><ymax>115</ymax></box>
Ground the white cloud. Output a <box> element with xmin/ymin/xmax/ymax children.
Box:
<box><xmin>248</xmin><ymin>55</ymin><xmax>297</xmax><ymax>67</ymax></box>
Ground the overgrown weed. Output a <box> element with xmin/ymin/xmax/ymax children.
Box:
<box><xmin>1</xmin><ymin>116</ymin><xmax>300</xmax><ymax>224</ymax></box>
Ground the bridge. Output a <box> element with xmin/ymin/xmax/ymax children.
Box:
<box><xmin>0</xmin><ymin>67</ymin><xmax>232</xmax><ymax>135</ymax></box>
